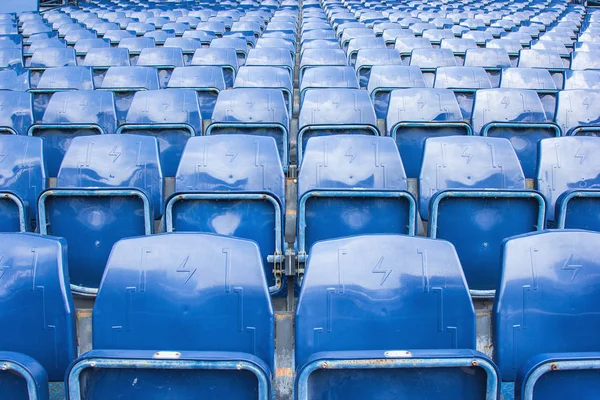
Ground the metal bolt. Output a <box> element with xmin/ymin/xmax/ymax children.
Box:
<box><xmin>471</xmin><ymin>361</ymin><xmax>478</xmax><ymax>367</ymax></box>
<box><xmin>551</xmin><ymin>364</ymin><xmax>558</xmax><ymax>371</ymax></box>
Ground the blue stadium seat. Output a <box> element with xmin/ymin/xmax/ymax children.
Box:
<box><xmin>563</xmin><ymin>70</ymin><xmax>600</xmax><ymax>90</ymax></box>
<box><xmin>74</xmin><ymin>37</ymin><xmax>110</xmax><ymax>57</ymax></box>
<box><xmin>517</xmin><ymin>49</ymin><xmax>567</xmax><ymax>89</ymax></box>
<box><xmin>394</xmin><ymin>37</ymin><xmax>432</xmax><ymax>62</ymax></box>
<box><xmin>136</xmin><ymin>47</ymin><xmax>185</xmax><ymax>88</ymax></box>
<box><xmin>63</xmin><ymin>28</ymin><xmax>95</xmax><ymax>46</ymax></box>
<box><xmin>420</xmin><ymin>136</ymin><xmax>545</xmax><ymax>295</ymax></box>
<box><xmin>29</xmin><ymin>65</ymin><xmax>95</xmax><ymax>120</ymax></box>
<box><xmin>29</xmin><ymin>47</ymin><xmax>76</xmax><ymax>69</ymax></box>
<box><xmin>103</xmin><ymin>29</ymin><xmax>136</xmax><ymax>45</ymax></box>
<box><xmin>98</xmin><ymin>66</ymin><xmax>161</xmax><ymax>122</ymax></box>
<box><xmin>554</xmin><ymin>89</ymin><xmax>600</xmax><ymax>136</ymax></box>
<box><xmin>24</xmin><ymin>37</ymin><xmax>65</xmax><ymax>59</ymax></box>
<box><xmin>434</xmin><ymin>66</ymin><xmax>492</xmax><ymax>119</ymax></box>
<box><xmin>118</xmin><ymin>36</ymin><xmax>155</xmax><ymax>63</ymax></box>
<box><xmin>207</xmin><ymin>88</ymin><xmax>289</xmax><ymax>170</ymax></box>
<box><xmin>0</xmin><ymin>48</ymin><xmax>22</xmax><ymax>69</ymax></box>
<box><xmin>28</xmin><ymin>90</ymin><xmax>116</xmax><ymax>177</ymax></box>
<box><xmin>346</xmin><ymin>36</ymin><xmax>386</xmax><ymax>66</ymax></box>
<box><xmin>298</xmin><ymin>48</ymin><xmax>347</xmax><ymax>80</ymax></box>
<box><xmin>500</xmin><ymin>68</ymin><xmax>559</xmax><ymax>120</ymax></box>
<box><xmin>387</xmin><ymin>88</ymin><xmax>472</xmax><ymax>178</ymax></box>
<box><xmin>298</xmin><ymin>89</ymin><xmax>378</xmax><ymax>164</ymax></box>
<box><xmin>165</xmin><ymin>135</ymin><xmax>285</xmax><ymax>293</ymax></box>
<box><xmin>190</xmin><ymin>47</ymin><xmax>238</xmax><ymax>87</ymax></box>
<box><xmin>182</xmin><ymin>30</ymin><xmax>216</xmax><ymax>45</ymax></box>
<box><xmin>234</xmin><ymin>66</ymin><xmax>293</xmax><ymax>116</ymax></box>
<box><xmin>126</xmin><ymin>22</ymin><xmax>156</xmax><ymax>36</ymax></box>
<box><xmin>0</xmin><ymin>136</ymin><xmax>44</xmax><ymax>231</ymax></box>
<box><xmin>0</xmin><ymin>68</ymin><xmax>29</xmax><ymax>91</ymax></box>
<box><xmin>0</xmin><ymin>91</ymin><xmax>33</xmax><ymax>135</ymax></box>
<box><xmin>210</xmin><ymin>37</ymin><xmax>248</xmax><ymax>65</ymax></box>
<box><xmin>38</xmin><ymin>134</ymin><xmax>163</xmax><ymax>294</ymax></box>
<box><xmin>537</xmin><ymin>137</ymin><xmax>600</xmax><ymax>229</ymax></box>
<box><xmin>296</xmin><ymin>136</ymin><xmax>416</xmax><ymax>262</ymax></box>
<box><xmin>440</xmin><ymin>38</ymin><xmax>478</xmax><ymax>64</ymax></box>
<box><xmin>166</xmin><ymin>65</ymin><xmax>225</xmax><ymax>120</ymax></box>
<box><xmin>422</xmin><ymin>28</ymin><xmax>455</xmax><ymax>45</ymax></box>
<box><xmin>66</xmin><ymin>233</ymin><xmax>274</xmax><ymax>399</ymax></box>
<box><xmin>0</xmin><ymin>34</ymin><xmax>21</xmax><ymax>49</ymax></box>
<box><xmin>367</xmin><ymin>65</ymin><xmax>426</xmax><ymax>118</ymax></box>
<box><xmin>299</xmin><ymin>66</ymin><xmax>359</xmax><ymax>104</ymax></box>
<box><xmin>117</xmin><ymin>89</ymin><xmax>202</xmax><ymax>177</ymax></box>
<box><xmin>245</xmin><ymin>47</ymin><xmax>294</xmax><ymax>79</ymax></box>
<box><xmin>464</xmin><ymin>48</ymin><xmax>511</xmax><ymax>87</ymax></box>
<box><xmin>354</xmin><ymin>48</ymin><xmax>402</xmax><ymax>88</ymax></box>
<box><xmin>381</xmin><ymin>28</ymin><xmax>415</xmax><ymax>47</ymax></box>
<box><xmin>82</xmin><ymin>47</ymin><xmax>130</xmax><ymax>87</ymax></box>
<box><xmin>409</xmin><ymin>48</ymin><xmax>457</xmax><ymax>87</ymax></box>
<box><xmin>0</xmin><ymin>233</ymin><xmax>76</xmax><ymax>399</ymax></box>
<box><xmin>494</xmin><ymin>230</ymin><xmax>600</xmax><ymax>399</ymax></box>
<box><xmin>571</xmin><ymin>51</ymin><xmax>600</xmax><ymax>71</ymax></box>
<box><xmin>472</xmin><ymin>88</ymin><xmax>561</xmax><ymax>178</ymax></box>
<box><xmin>196</xmin><ymin>20</ymin><xmax>226</xmax><ymax>36</ymax></box>
<box><xmin>486</xmin><ymin>39</ymin><xmax>523</xmax><ymax>67</ymax></box>
<box><xmin>295</xmin><ymin>234</ymin><xmax>498</xmax><ymax>399</ymax></box>
<box><xmin>531</xmin><ymin>39</ymin><xmax>570</xmax><ymax>60</ymax></box>
<box><xmin>164</xmin><ymin>37</ymin><xmax>203</xmax><ymax>63</ymax></box>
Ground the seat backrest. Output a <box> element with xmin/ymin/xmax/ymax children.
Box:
<box><xmin>93</xmin><ymin>233</ymin><xmax>274</xmax><ymax>371</ymax></box>
<box><xmin>210</xmin><ymin>36</ymin><xmax>247</xmax><ymax>52</ymax></box>
<box><xmin>166</xmin><ymin>66</ymin><xmax>225</xmax><ymax>90</ymax></box>
<box><xmin>30</xmin><ymin>47</ymin><xmax>76</xmax><ymax>68</ymax></box>
<box><xmin>74</xmin><ymin>38</ymin><xmax>110</xmax><ymax>55</ymax></box>
<box><xmin>299</xmin><ymin>89</ymin><xmax>377</xmax><ymax>131</ymax></box>
<box><xmin>471</xmin><ymin>88</ymin><xmax>547</xmax><ymax>134</ymax></box>
<box><xmin>554</xmin><ymin>89</ymin><xmax>600</xmax><ymax>135</ymax></box>
<box><xmin>355</xmin><ymin>48</ymin><xmax>402</xmax><ymax>69</ymax></box>
<box><xmin>536</xmin><ymin>136</ymin><xmax>600</xmax><ymax>218</ymax></box>
<box><xmin>99</xmin><ymin>66</ymin><xmax>160</xmax><ymax>90</ymax></box>
<box><xmin>176</xmin><ymin>135</ymin><xmax>285</xmax><ymax>205</ymax></box>
<box><xmin>41</xmin><ymin>90</ymin><xmax>117</xmax><ymax>134</ymax></box>
<box><xmin>0</xmin><ymin>68</ymin><xmax>29</xmax><ymax>91</ymax></box>
<box><xmin>300</xmin><ymin>66</ymin><xmax>359</xmax><ymax>92</ymax></box>
<box><xmin>440</xmin><ymin>38</ymin><xmax>478</xmax><ymax>53</ymax></box>
<box><xmin>419</xmin><ymin>136</ymin><xmax>526</xmax><ymax>220</ymax></box>
<box><xmin>571</xmin><ymin>51</ymin><xmax>600</xmax><ymax>71</ymax></box>
<box><xmin>464</xmin><ymin>48</ymin><xmax>511</xmax><ymax>68</ymax></box>
<box><xmin>394</xmin><ymin>37</ymin><xmax>432</xmax><ymax>54</ymax></box>
<box><xmin>0</xmin><ymin>233</ymin><xmax>76</xmax><ymax>381</ymax></box>
<box><xmin>386</xmin><ymin>88</ymin><xmax>464</xmax><ymax>130</ymax></box>
<box><xmin>36</xmin><ymin>66</ymin><xmax>94</xmax><ymax>91</ymax></box>
<box><xmin>245</xmin><ymin>47</ymin><xmax>293</xmax><ymax>70</ymax></box>
<box><xmin>56</xmin><ymin>134</ymin><xmax>163</xmax><ymax>215</ymax></box>
<box><xmin>137</xmin><ymin>47</ymin><xmax>185</xmax><ymax>68</ymax></box>
<box><xmin>494</xmin><ymin>230</ymin><xmax>600</xmax><ymax>381</ymax></box>
<box><xmin>124</xmin><ymin>89</ymin><xmax>202</xmax><ymax>134</ymax></box>
<box><xmin>295</xmin><ymin>234</ymin><xmax>475</xmax><ymax>368</ymax></box>
<box><xmin>434</xmin><ymin>66</ymin><xmax>492</xmax><ymax>90</ymax></box>
<box><xmin>117</xmin><ymin>37</ymin><xmax>156</xmax><ymax>54</ymax></box>
<box><xmin>190</xmin><ymin>47</ymin><xmax>238</xmax><ymax>69</ymax></box>
<box><xmin>234</xmin><ymin>66</ymin><xmax>292</xmax><ymax>92</ymax></box>
<box><xmin>486</xmin><ymin>39</ymin><xmax>523</xmax><ymax>55</ymax></box>
<box><xmin>0</xmin><ymin>91</ymin><xmax>32</xmax><ymax>135</ymax></box>
<box><xmin>298</xmin><ymin>135</ymin><xmax>407</xmax><ymax>196</ymax></box>
<box><xmin>299</xmin><ymin>48</ymin><xmax>346</xmax><ymax>69</ymax></box>
<box><xmin>518</xmin><ymin>49</ymin><xmax>565</xmax><ymax>69</ymax></box>
<box><xmin>0</xmin><ymin>48</ymin><xmax>22</xmax><ymax>68</ymax></box>
<box><xmin>182</xmin><ymin>30</ymin><xmax>216</xmax><ymax>43</ymax></box>
<box><xmin>564</xmin><ymin>70</ymin><xmax>600</xmax><ymax>90</ymax></box>
<box><xmin>210</xmin><ymin>88</ymin><xmax>289</xmax><ymax>128</ymax></box>
<box><xmin>164</xmin><ymin>37</ymin><xmax>203</xmax><ymax>53</ymax></box>
<box><xmin>0</xmin><ymin>135</ymin><xmax>45</xmax><ymax>217</ymax></box>
<box><xmin>82</xmin><ymin>47</ymin><xmax>130</xmax><ymax>68</ymax></box>
<box><xmin>500</xmin><ymin>68</ymin><xmax>557</xmax><ymax>90</ymax></box>
<box><xmin>531</xmin><ymin>39</ymin><xmax>569</xmax><ymax>56</ymax></box>
<box><xmin>409</xmin><ymin>48</ymin><xmax>457</xmax><ymax>69</ymax></box>
<box><xmin>367</xmin><ymin>65</ymin><xmax>426</xmax><ymax>94</ymax></box>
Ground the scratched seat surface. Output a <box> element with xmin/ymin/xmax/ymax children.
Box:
<box><xmin>167</xmin><ymin>135</ymin><xmax>285</xmax><ymax>293</ymax></box>
<box><xmin>0</xmin><ymin>233</ymin><xmax>76</xmax><ymax>398</ymax></box>
<box><xmin>494</xmin><ymin>230</ymin><xmax>600</xmax><ymax>399</ymax></box>
<box><xmin>295</xmin><ymin>234</ymin><xmax>497</xmax><ymax>400</ymax></box>
<box><xmin>420</xmin><ymin>136</ymin><xmax>544</xmax><ymax>293</ymax></box>
<box><xmin>67</xmin><ymin>233</ymin><xmax>274</xmax><ymax>399</ymax></box>
<box><xmin>38</xmin><ymin>134</ymin><xmax>162</xmax><ymax>294</ymax></box>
